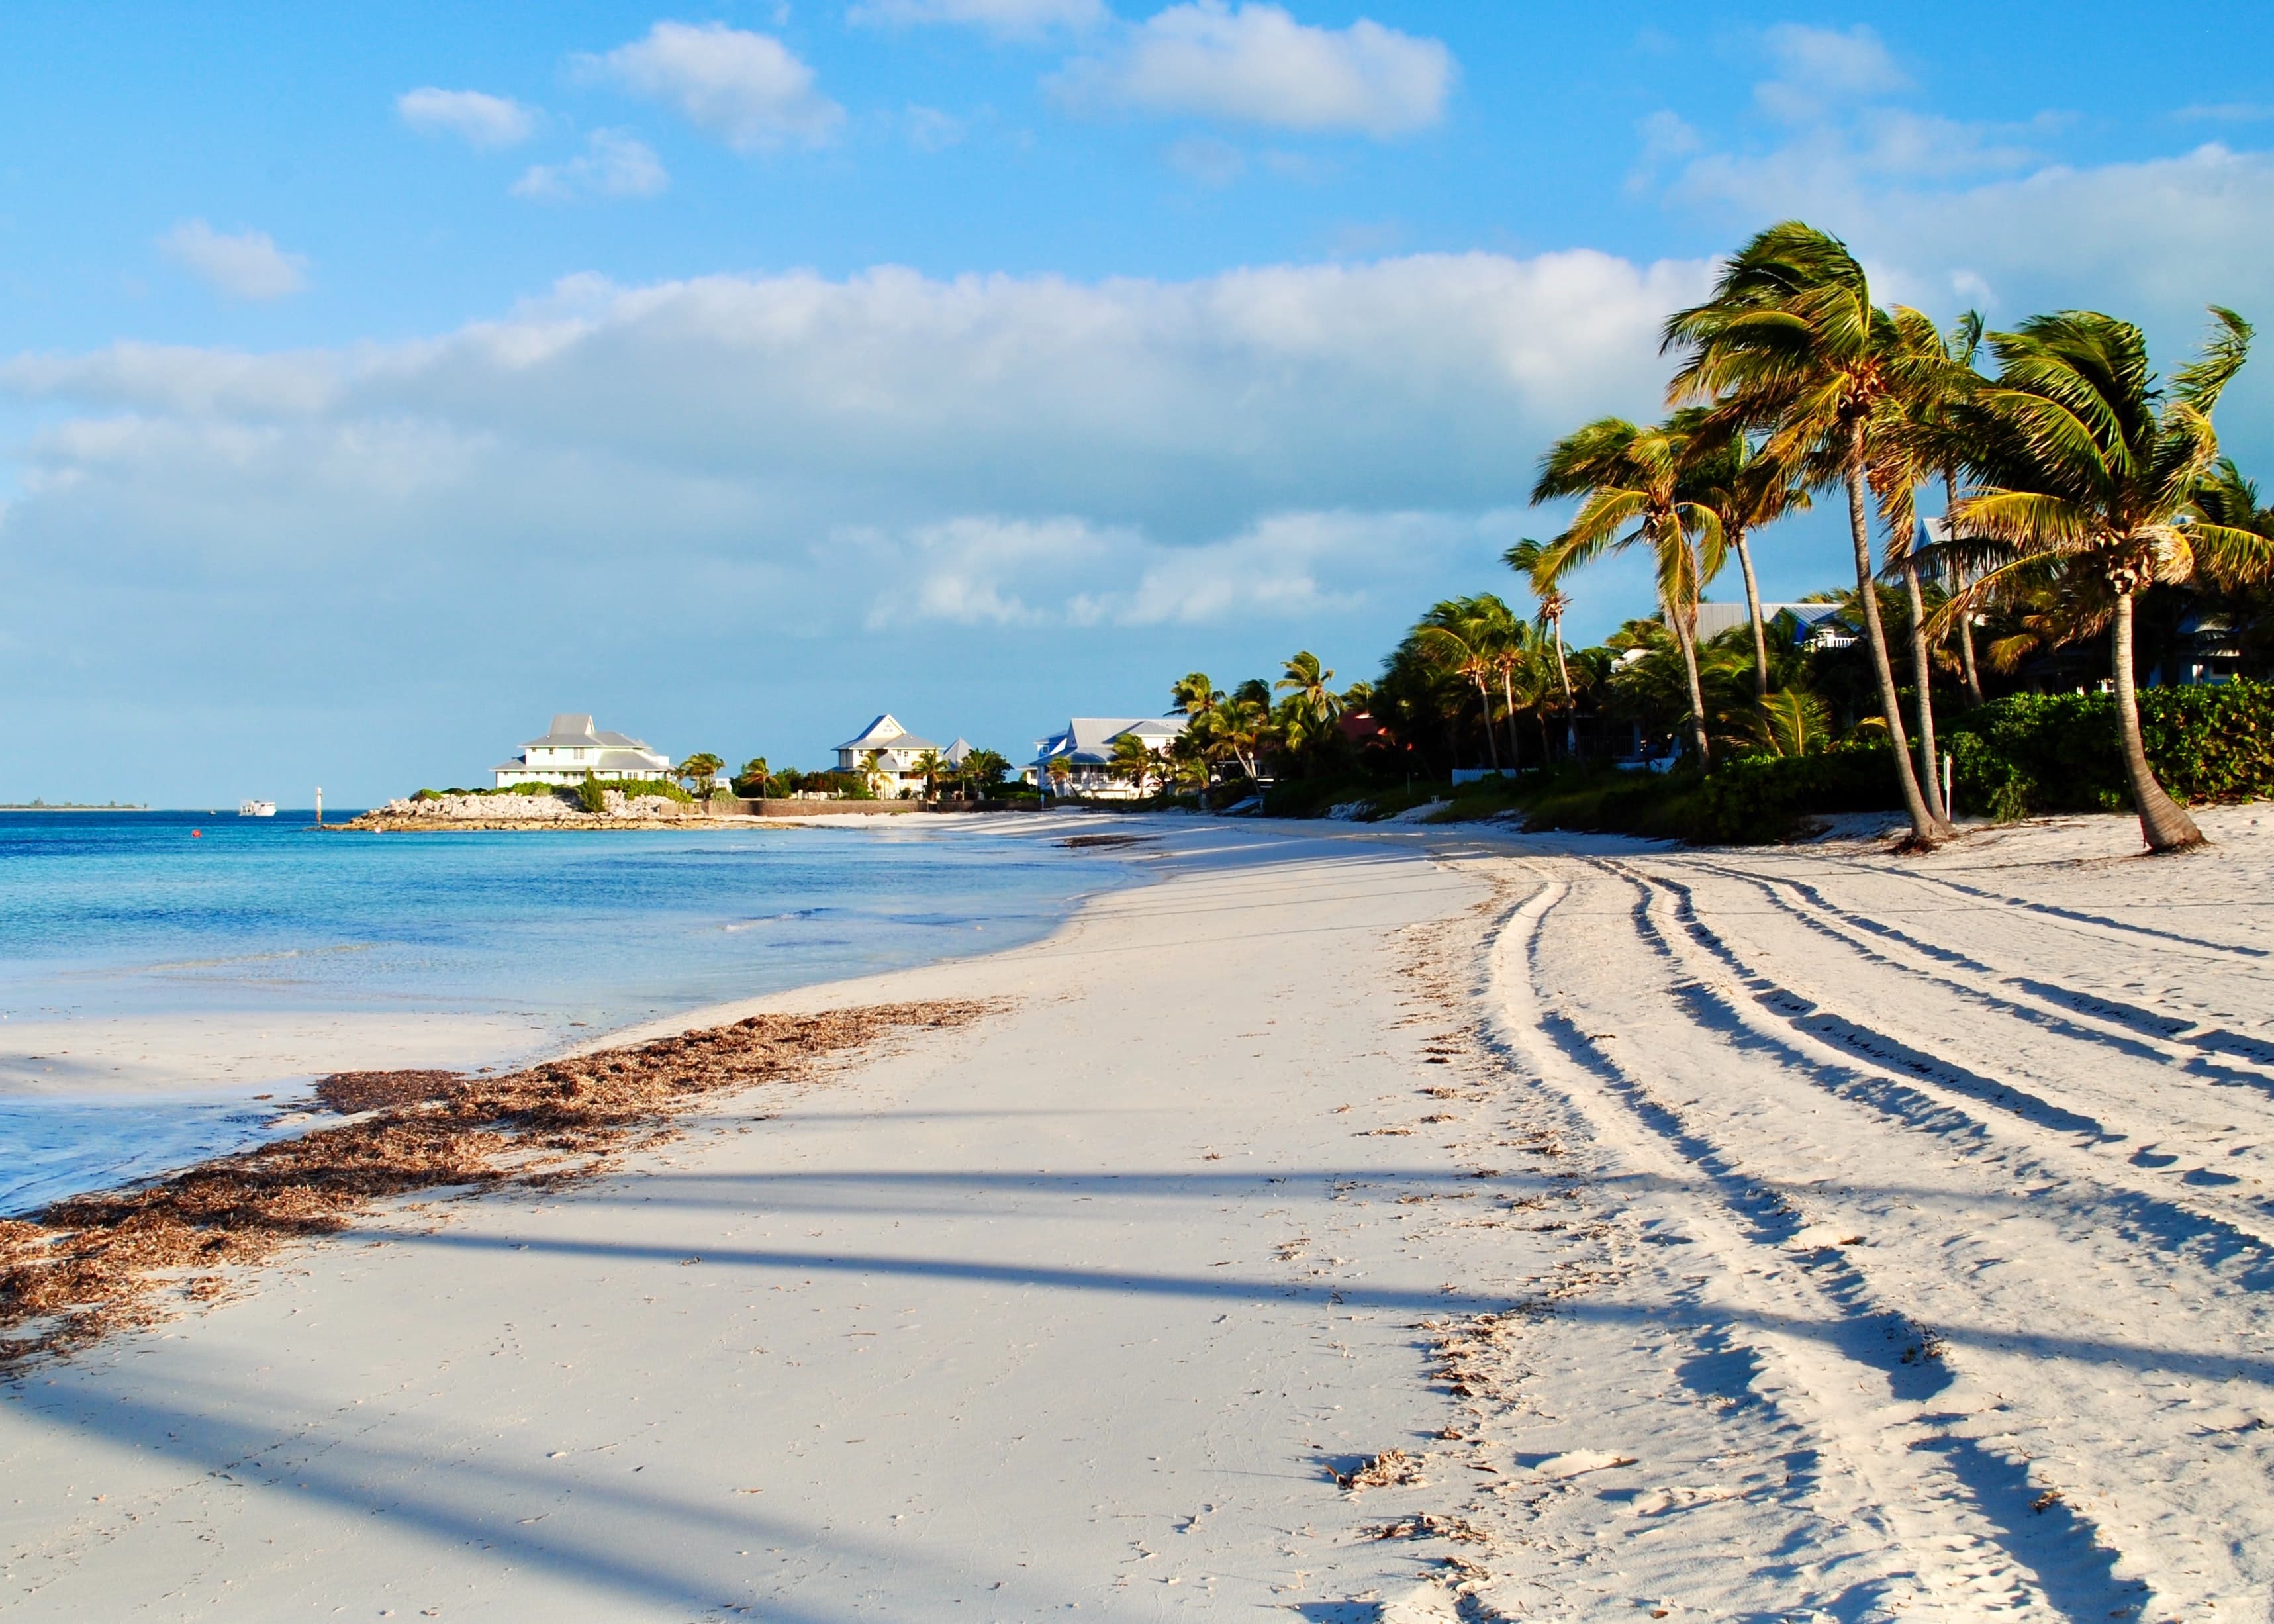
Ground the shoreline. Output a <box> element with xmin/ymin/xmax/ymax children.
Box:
<box><xmin>3</xmin><ymin>808</ymin><xmax>2269</xmax><ymax>1615</ymax></box>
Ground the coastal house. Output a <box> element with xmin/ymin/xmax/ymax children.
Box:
<box><xmin>1692</xmin><ymin>602</ymin><xmax>1855</xmax><ymax>651</ymax></box>
<box><xmin>493</xmin><ymin>715</ymin><xmax>672</xmax><ymax>788</ymax></box>
<box><xmin>1029</xmin><ymin>716</ymin><xmax>1190</xmax><ymax>798</ymax></box>
<box><xmin>834</xmin><ymin>714</ymin><xmax>949</xmax><ymax>797</ymax></box>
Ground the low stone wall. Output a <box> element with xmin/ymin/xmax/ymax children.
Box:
<box><xmin>349</xmin><ymin>790</ymin><xmax>695</xmax><ymax>830</ymax></box>
<box><xmin>746</xmin><ymin>798</ymin><xmax>1041</xmax><ymax>817</ymax></box>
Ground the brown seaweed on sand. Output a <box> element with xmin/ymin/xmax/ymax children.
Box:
<box><xmin>0</xmin><ymin>1000</ymin><xmax>991</xmax><ymax>1370</ymax></box>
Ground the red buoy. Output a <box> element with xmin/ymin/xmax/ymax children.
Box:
<box><xmin>191</xmin><ymin>830</ymin><xmax>201</xmax><ymax>838</ymax></box>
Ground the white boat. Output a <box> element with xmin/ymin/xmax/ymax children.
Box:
<box><xmin>238</xmin><ymin>799</ymin><xmax>277</xmax><ymax>818</ymax></box>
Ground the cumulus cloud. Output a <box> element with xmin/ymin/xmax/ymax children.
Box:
<box><xmin>875</xmin><ymin>508</ymin><xmax>1500</xmax><ymax>630</ymax></box>
<box><xmin>1753</xmin><ymin>22</ymin><xmax>1906</xmax><ymax>124</ymax></box>
<box><xmin>157</xmin><ymin>220</ymin><xmax>310</xmax><ymax>300</ymax></box>
<box><xmin>584</xmin><ymin>20</ymin><xmax>843</xmax><ymax>150</ymax></box>
<box><xmin>1054</xmin><ymin>2</ymin><xmax>1454</xmax><ymax>137</ymax></box>
<box><xmin>512</xmin><ymin>130</ymin><xmax>669</xmax><ymax>201</ymax></box>
<box><xmin>849</xmin><ymin>0</ymin><xmax>1108</xmax><ymax>37</ymax></box>
<box><xmin>396</xmin><ymin>87</ymin><xmax>538</xmax><ymax>148</ymax></box>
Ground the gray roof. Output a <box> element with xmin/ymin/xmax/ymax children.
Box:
<box><xmin>836</xmin><ymin>712</ymin><xmax>938</xmax><ymax>752</ymax></box>
<box><xmin>523</xmin><ymin>713</ymin><xmax>658</xmax><ymax>751</ymax></box>
<box><xmin>1693</xmin><ymin>602</ymin><xmax>1849</xmax><ymax>643</ymax></box>
<box><xmin>944</xmin><ymin>738</ymin><xmax>973</xmax><ymax>764</ymax></box>
<box><xmin>1030</xmin><ymin>716</ymin><xmax>1188</xmax><ymax>765</ymax></box>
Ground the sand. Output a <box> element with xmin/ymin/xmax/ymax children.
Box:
<box><xmin>3</xmin><ymin>807</ymin><xmax>2272</xmax><ymax>1619</ymax></box>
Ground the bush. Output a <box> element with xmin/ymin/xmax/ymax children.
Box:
<box><xmin>1944</xmin><ymin>679</ymin><xmax>2274</xmax><ymax>819</ymax></box>
<box><xmin>575</xmin><ymin>776</ymin><xmax>608</xmax><ymax>815</ymax></box>
<box><xmin>601</xmin><ymin>778</ymin><xmax>694</xmax><ymax>804</ymax></box>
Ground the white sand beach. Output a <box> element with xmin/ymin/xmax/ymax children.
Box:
<box><xmin>5</xmin><ymin>809</ymin><xmax>2273</xmax><ymax>1619</ymax></box>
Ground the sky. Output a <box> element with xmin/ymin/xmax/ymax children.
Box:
<box><xmin>6</xmin><ymin>1</ymin><xmax>2274</xmax><ymax>804</ymax></box>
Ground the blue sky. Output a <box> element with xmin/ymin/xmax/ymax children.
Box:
<box><xmin>5</xmin><ymin>1</ymin><xmax>2274</xmax><ymax>802</ymax></box>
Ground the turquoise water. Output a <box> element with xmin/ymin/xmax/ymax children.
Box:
<box><xmin>0</xmin><ymin>811</ymin><xmax>1110</xmax><ymax>1212</ymax></box>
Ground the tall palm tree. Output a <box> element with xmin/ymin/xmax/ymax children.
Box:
<box><xmin>1531</xmin><ymin>417</ymin><xmax>1723</xmax><ymax>768</ymax></box>
<box><xmin>1935</xmin><ymin>312</ymin><xmax>1990</xmax><ymax>705</ymax></box>
<box><xmin>911</xmin><ymin>749</ymin><xmax>946</xmax><ymax>802</ymax></box>
<box><xmin>1414</xmin><ymin>598</ymin><xmax>1504</xmax><ymax>771</ymax></box>
<box><xmin>1939</xmin><ymin>306</ymin><xmax>2272</xmax><ymax>851</ymax></box>
<box><xmin>1506</xmin><ymin>538</ymin><xmax>1579</xmax><ymax>756</ymax></box>
<box><xmin>1664</xmin><ymin>221</ymin><xmax>1949</xmax><ymax>843</ymax></box>
<box><xmin>1680</xmin><ymin>414</ymin><xmax>1811</xmax><ymax>700</ymax></box>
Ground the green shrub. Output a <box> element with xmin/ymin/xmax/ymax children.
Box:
<box><xmin>575</xmin><ymin>776</ymin><xmax>608</xmax><ymax>815</ymax></box>
<box><xmin>602</xmin><ymin>778</ymin><xmax>694</xmax><ymax>804</ymax></box>
<box><xmin>1944</xmin><ymin>679</ymin><xmax>2274</xmax><ymax>819</ymax></box>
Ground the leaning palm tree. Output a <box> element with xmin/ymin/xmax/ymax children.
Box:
<box><xmin>1531</xmin><ymin>417</ymin><xmax>1723</xmax><ymax>768</ymax></box>
<box><xmin>1938</xmin><ymin>307</ymin><xmax>2273</xmax><ymax>852</ymax></box>
<box><xmin>1664</xmin><ymin>221</ymin><xmax>1949</xmax><ymax>843</ymax></box>
<box><xmin>1506</xmin><ymin>538</ymin><xmax>1579</xmax><ymax>756</ymax></box>
<box><xmin>1680</xmin><ymin>414</ymin><xmax>1811</xmax><ymax>699</ymax></box>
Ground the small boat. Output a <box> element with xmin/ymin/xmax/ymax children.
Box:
<box><xmin>238</xmin><ymin>799</ymin><xmax>277</xmax><ymax>818</ymax></box>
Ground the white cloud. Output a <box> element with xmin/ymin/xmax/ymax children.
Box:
<box><xmin>849</xmin><ymin>0</ymin><xmax>1107</xmax><ymax>38</ymax></box>
<box><xmin>512</xmin><ymin>130</ymin><xmax>669</xmax><ymax>202</ymax></box>
<box><xmin>1166</xmin><ymin>134</ymin><xmax>1245</xmax><ymax>185</ymax></box>
<box><xmin>1754</xmin><ymin>22</ymin><xmax>1905</xmax><ymax>124</ymax></box>
<box><xmin>904</xmin><ymin>104</ymin><xmax>967</xmax><ymax>151</ymax></box>
<box><xmin>158</xmin><ymin>220</ymin><xmax>310</xmax><ymax>300</ymax></box>
<box><xmin>584</xmin><ymin>20</ymin><xmax>842</xmax><ymax>150</ymax></box>
<box><xmin>871</xmin><ymin>508</ymin><xmax>1503</xmax><ymax>630</ymax></box>
<box><xmin>1054</xmin><ymin>2</ymin><xmax>1454</xmax><ymax>137</ymax></box>
<box><xmin>396</xmin><ymin>87</ymin><xmax>537</xmax><ymax>148</ymax></box>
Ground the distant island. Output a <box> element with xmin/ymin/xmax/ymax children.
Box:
<box><xmin>1</xmin><ymin>800</ymin><xmax>149</xmax><ymax>810</ymax></box>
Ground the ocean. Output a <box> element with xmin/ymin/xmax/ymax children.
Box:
<box><xmin>0</xmin><ymin>810</ymin><xmax>1119</xmax><ymax>1214</ymax></box>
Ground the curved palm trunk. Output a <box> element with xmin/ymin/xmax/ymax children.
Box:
<box><xmin>1665</xmin><ymin>591</ymin><xmax>1713</xmax><ymax>769</ymax></box>
<box><xmin>1844</xmin><ymin>436</ymin><xmax>1946</xmax><ymax>843</ymax></box>
<box><xmin>1899</xmin><ymin>559</ymin><xmax>1946</xmax><ymax>822</ymax></box>
<box><xmin>1944</xmin><ymin>474</ymin><xmax>1985</xmax><ymax>706</ymax></box>
<box><xmin>1499</xmin><ymin>667</ymin><xmax>1523</xmax><ymax>771</ymax></box>
<box><xmin>1552</xmin><ymin>618</ymin><xmax>1577</xmax><ymax>757</ymax></box>
<box><xmin>1734</xmin><ymin>532</ymin><xmax>1772</xmax><ymax>699</ymax></box>
<box><xmin>1472</xmin><ymin>676</ymin><xmax>1501</xmax><ymax>771</ymax></box>
<box><xmin>2112</xmin><ymin>590</ymin><xmax>2204</xmax><ymax>852</ymax></box>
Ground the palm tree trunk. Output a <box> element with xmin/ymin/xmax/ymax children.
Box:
<box><xmin>1665</xmin><ymin>592</ymin><xmax>1713</xmax><ymax>769</ymax></box>
<box><xmin>1943</xmin><ymin>475</ymin><xmax>1985</xmax><ymax>706</ymax></box>
<box><xmin>1473</xmin><ymin>677</ymin><xmax>1499</xmax><ymax>771</ymax></box>
<box><xmin>1500</xmin><ymin>667</ymin><xmax>1522</xmax><ymax>771</ymax></box>
<box><xmin>2112</xmin><ymin>590</ymin><xmax>2204</xmax><ymax>852</ymax></box>
<box><xmin>1734</xmin><ymin>532</ymin><xmax>1772</xmax><ymax>699</ymax></box>
<box><xmin>1899</xmin><ymin>559</ymin><xmax>1946</xmax><ymax>822</ymax></box>
<box><xmin>1844</xmin><ymin>438</ymin><xmax>1945</xmax><ymax>843</ymax></box>
<box><xmin>1552</xmin><ymin>617</ymin><xmax>1576</xmax><ymax>757</ymax></box>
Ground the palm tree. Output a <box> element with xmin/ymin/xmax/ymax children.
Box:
<box><xmin>1275</xmin><ymin>652</ymin><xmax>1343</xmax><ymax>724</ymax></box>
<box><xmin>1531</xmin><ymin>417</ymin><xmax>1723</xmax><ymax>768</ymax></box>
<box><xmin>1172</xmin><ymin>671</ymin><xmax>1220</xmax><ymax>719</ymax></box>
<box><xmin>911</xmin><ymin>749</ymin><xmax>945</xmax><ymax>802</ymax></box>
<box><xmin>1107</xmin><ymin>732</ymin><xmax>1156</xmax><ymax>796</ymax></box>
<box><xmin>1506</xmin><ymin>538</ymin><xmax>1579</xmax><ymax>756</ymax></box>
<box><xmin>1680</xmin><ymin>415</ymin><xmax>1811</xmax><ymax>699</ymax></box>
<box><xmin>1664</xmin><ymin>220</ymin><xmax>1949</xmax><ymax>843</ymax></box>
<box><xmin>959</xmin><ymin>747</ymin><xmax>1010</xmax><ymax>801</ymax></box>
<box><xmin>1938</xmin><ymin>306</ymin><xmax>2273</xmax><ymax>851</ymax></box>
<box><xmin>1044</xmin><ymin>753</ymin><xmax>1072</xmax><ymax>798</ymax></box>
<box><xmin>1413</xmin><ymin>599</ymin><xmax>1503</xmax><ymax>771</ymax></box>
<box><xmin>735</xmin><ymin>755</ymin><xmax>771</xmax><ymax>798</ymax></box>
<box><xmin>679</xmin><ymin>752</ymin><xmax>725</xmax><ymax>804</ymax></box>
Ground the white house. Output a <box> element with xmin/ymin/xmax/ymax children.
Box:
<box><xmin>1029</xmin><ymin>716</ymin><xmax>1190</xmax><ymax>798</ymax></box>
<box><xmin>834</xmin><ymin>714</ymin><xmax>951</xmax><ymax>798</ymax></box>
<box><xmin>494</xmin><ymin>714</ymin><xmax>672</xmax><ymax>788</ymax></box>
